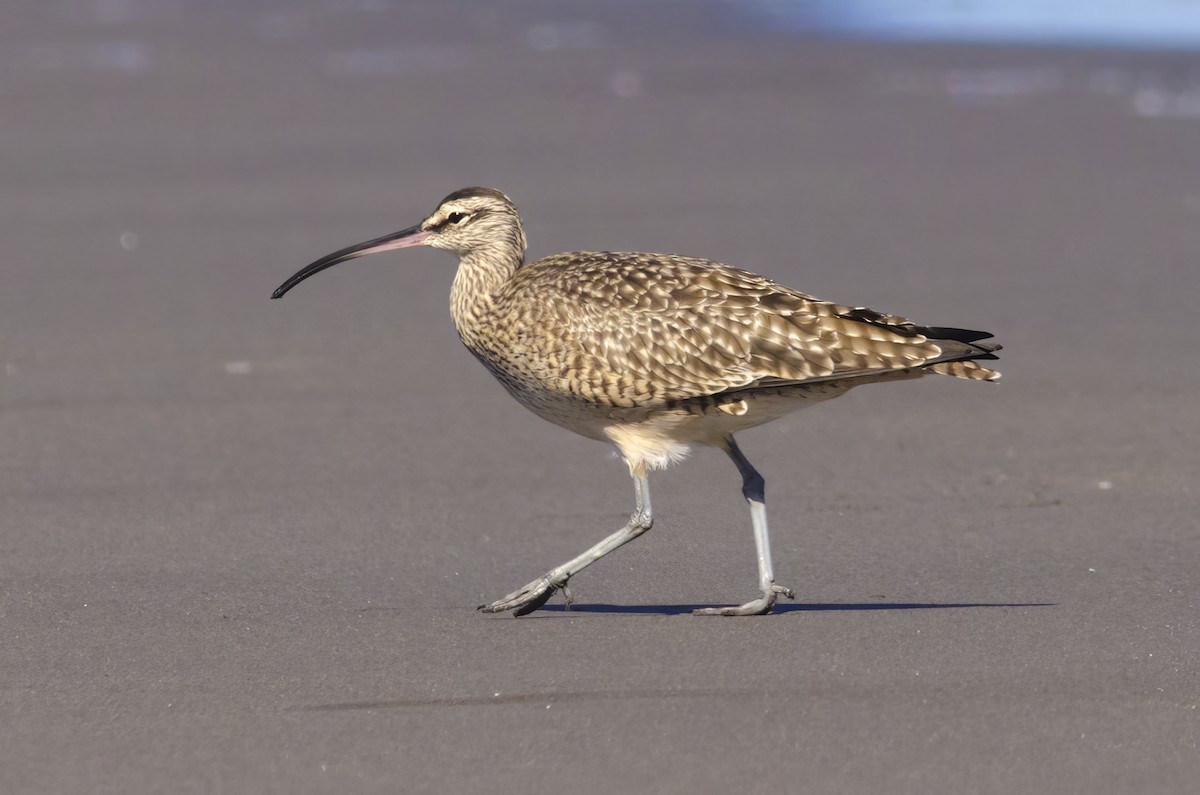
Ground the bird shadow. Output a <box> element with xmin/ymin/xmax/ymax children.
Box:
<box><xmin>532</xmin><ymin>601</ymin><xmax>1055</xmax><ymax>616</ymax></box>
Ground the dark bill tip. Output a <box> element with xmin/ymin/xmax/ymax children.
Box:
<box><xmin>270</xmin><ymin>224</ymin><xmax>430</xmax><ymax>299</ymax></box>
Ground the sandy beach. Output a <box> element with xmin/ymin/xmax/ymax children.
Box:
<box><xmin>2</xmin><ymin>3</ymin><xmax>1198</xmax><ymax>792</ymax></box>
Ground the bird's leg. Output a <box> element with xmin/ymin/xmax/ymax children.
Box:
<box><xmin>478</xmin><ymin>468</ymin><xmax>653</xmax><ymax>616</ymax></box>
<box><xmin>694</xmin><ymin>436</ymin><xmax>795</xmax><ymax>617</ymax></box>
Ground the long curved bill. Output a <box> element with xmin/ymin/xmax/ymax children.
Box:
<box><xmin>271</xmin><ymin>224</ymin><xmax>431</xmax><ymax>299</ymax></box>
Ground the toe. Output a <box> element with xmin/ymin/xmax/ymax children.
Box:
<box><xmin>511</xmin><ymin>586</ymin><xmax>555</xmax><ymax>617</ymax></box>
<box><xmin>479</xmin><ymin>575</ymin><xmax>562</xmax><ymax>616</ymax></box>
<box><xmin>693</xmin><ymin>597</ymin><xmax>775</xmax><ymax>616</ymax></box>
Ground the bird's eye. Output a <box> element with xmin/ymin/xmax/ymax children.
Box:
<box><xmin>447</xmin><ymin>212</ymin><xmax>467</xmax><ymax>225</ymax></box>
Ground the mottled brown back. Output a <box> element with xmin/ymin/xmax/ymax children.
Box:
<box><xmin>471</xmin><ymin>252</ymin><xmax>999</xmax><ymax>410</ymax></box>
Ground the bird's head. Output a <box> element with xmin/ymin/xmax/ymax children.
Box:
<box><xmin>271</xmin><ymin>186</ymin><xmax>525</xmax><ymax>299</ymax></box>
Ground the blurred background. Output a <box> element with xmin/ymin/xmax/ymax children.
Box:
<box><xmin>4</xmin><ymin>2</ymin><xmax>1200</xmax><ymax>793</ymax></box>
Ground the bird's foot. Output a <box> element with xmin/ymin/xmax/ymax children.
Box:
<box><xmin>478</xmin><ymin>572</ymin><xmax>571</xmax><ymax>617</ymax></box>
<box><xmin>693</xmin><ymin>583</ymin><xmax>795</xmax><ymax>617</ymax></box>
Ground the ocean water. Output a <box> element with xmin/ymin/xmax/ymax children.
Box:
<box><xmin>739</xmin><ymin>0</ymin><xmax>1200</xmax><ymax>50</ymax></box>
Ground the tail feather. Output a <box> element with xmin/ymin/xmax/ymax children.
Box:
<box><xmin>838</xmin><ymin>310</ymin><xmax>1002</xmax><ymax>380</ymax></box>
<box><xmin>927</xmin><ymin>334</ymin><xmax>1002</xmax><ymax>382</ymax></box>
<box><xmin>929</xmin><ymin>359</ymin><xmax>1001</xmax><ymax>381</ymax></box>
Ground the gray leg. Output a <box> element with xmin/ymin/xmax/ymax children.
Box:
<box><xmin>479</xmin><ymin>469</ymin><xmax>653</xmax><ymax>616</ymax></box>
<box><xmin>694</xmin><ymin>436</ymin><xmax>795</xmax><ymax>616</ymax></box>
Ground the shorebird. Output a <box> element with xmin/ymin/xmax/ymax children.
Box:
<box><xmin>272</xmin><ymin>187</ymin><xmax>1000</xmax><ymax>617</ymax></box>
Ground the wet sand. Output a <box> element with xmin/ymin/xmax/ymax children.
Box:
<box><xmin>2</xmin><ymin>3</ymin><xmax>1198</xmax><ymax>793</ymax></box>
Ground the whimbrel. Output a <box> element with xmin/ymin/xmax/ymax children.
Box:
<box><xmin>272</xmin><ymin>187</ymin><xmax>1001</xmax><ymax>616</ymax></box>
